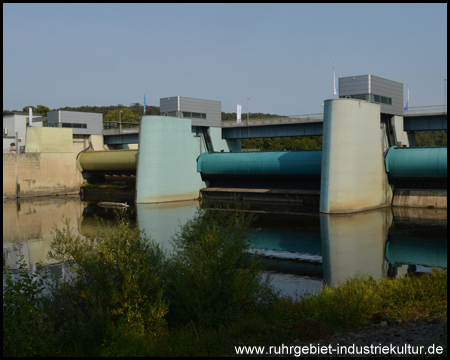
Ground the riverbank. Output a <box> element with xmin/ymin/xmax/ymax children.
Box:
<box><xmin>288</xmin><ymin>313</ymin><xmax>447</xmax><ymax>357</ymax></box>
<box><xmin>150</xmin><ymin>269</ymin><xmax>447</xmax><ymax>357</ymax></box>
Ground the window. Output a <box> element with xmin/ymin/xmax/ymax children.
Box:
<box><xmin>192</xmin><ymin>112</ymin><xmax>201</xmax><ymax>118</ymax></box>
<box><xmin>61</xmin><ymin>123</ymin><xmax>87</xmax><ymax>128</ymax></box>
<box><xmin>182</xmin><ymin>112</ymin><xmax>192</xmax><ymax>118</ymax></box>
<box><xmin>202</xmin><ymin>113</ymin><xmax>206</xmax><ymax>119</ymax></box>
<box><xmin>349</xmin><ymin>94</ymin><xmax>365</xmax><ymax>100</ymax></box>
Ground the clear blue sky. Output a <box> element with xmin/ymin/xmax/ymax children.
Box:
<box><xmin>3</xmin><ymin>3</ymin><xmax>447</xmax><ymax>115</ymax></box>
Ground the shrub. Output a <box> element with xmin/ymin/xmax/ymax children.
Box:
<box><xmin>3</xmin><ymin>253</ymin><xmax>59</xmax><ymax>356</ymax></box>
<box><xmin>161</xmin><ymin>201</ymin><xmax>275</xmax><ymax>328</ymax></box>
<box><xmin>47</xmin><ymin>213</ymin><xmax>168</xmax><ymax>338</ymax></box>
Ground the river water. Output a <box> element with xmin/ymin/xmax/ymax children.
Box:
<box><xmin>3</xmin><ymin>196</ymin><xmax>447</xmax><ymax>298</ymax></box>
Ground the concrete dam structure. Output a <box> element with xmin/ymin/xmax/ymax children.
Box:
<box><xmin>75</xmin><ymin>100</ymin><xmax>446</xmax><ymax>213</ymax></box>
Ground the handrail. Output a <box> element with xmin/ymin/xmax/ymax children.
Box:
<box><xmin>404</xmin><ymin>105</ymin><xmax>447</xmax><ymax>115</ymax></box>
<box><xmin>103</xmin><ymin>128</ymin><xmax>140</xmax><ymax>135</ymax></box>
<box><xmin>221</xmin><ymin>113</ymin><xmax>323</xmax><ymax>127</ymax></box>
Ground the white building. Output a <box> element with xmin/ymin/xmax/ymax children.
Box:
<box><xmin>3</xmin><ymin>112</ymin><xmax>45</xmax><ymax>153</ymax></box>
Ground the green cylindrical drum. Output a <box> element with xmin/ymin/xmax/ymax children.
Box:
<box><xmin>77</xmin><ymin>150</ymin><xmax>138</xmax><ymax>172</ymax></box>
<box><xmin>197</xmin><ymin>150</ymin><xmax>322</xmax><ymax>175</ymax></box>
<box><xmin>385</xmin><ymin>146</ymin><xmax>447</xmax><ymax>178</ymax></box>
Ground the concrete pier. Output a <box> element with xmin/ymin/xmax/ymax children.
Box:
<box><xmin>136</xmin><ymin>116</ymin><xmax>239</xmax><ymax>203</ymax></box>
<box><xmin>320</xmin><ymin>99</ymin><xmax>393</xmax><ymax>213</ymax></box>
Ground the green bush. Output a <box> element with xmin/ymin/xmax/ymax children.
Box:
<box><xmin>47</xmin><ymin>213</ymin><xmax>168</xmax><ymax>339</ymax></box>
<box><xmin>3</xmin><ymin>253</ymin><xmax>59</xmax><ymax>356</ymax></box>
<box><xmin>161</xmin><ymin>202</ymin><xmax>275</xmax><ymax>328</ymax></box>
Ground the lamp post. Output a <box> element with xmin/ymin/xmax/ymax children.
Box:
<box><xmin>119</xmin><ymin>110</ymin><xmax>122</xmax><ymax>134</ymax></box>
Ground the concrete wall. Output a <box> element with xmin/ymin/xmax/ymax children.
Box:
<box><xmin>390</xmin><ymin>115</ymin><xmax>413</xmax><ymax>147</ymax></box>
<box><xmin>320</xmin><ymin>99</ymin><xmax>393</xmax><ymax>213</ymax></box>
<box><xmin>392</xmin><ymin>189</ymin><xmax>447</xmax><ymax>208</ymax></box>
<box><xmin>3</xmin><ymin>152</ymin><xmax>83</xmax><ymax>198</ymax></box>
<box><xmin>25</xmin><ymin>127</ymin><xmax>74</xmax><ymax>153</ymax></box>
<box><xmin>136</xmin><ymin>116</ymin><xmax>239</xmax><ymax>203</ymax></box>
<box><xmin>73</xmin><ymin>134</ymin><xmax>106</xmax><ymax>156</ymax></box>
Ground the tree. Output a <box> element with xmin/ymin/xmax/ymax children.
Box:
<box><xmin>35</xmin><ymin>105</ymin><xmax>51</xmax><ymax>117</ymax></box>
<box><xmin>22</xmin><ymin>105</ymin><xmax>36</xmax><ymax>113</ymax></box>
<box><xmin>104</xmin><ymin>108</ymin><xmax>140</xmax><ymax>123</ymax></box>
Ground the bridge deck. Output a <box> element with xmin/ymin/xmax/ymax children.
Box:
<box><xmin>101</xmin><ymin>106</ymin><xmax>446</xmax><ymax>142</ymax></box>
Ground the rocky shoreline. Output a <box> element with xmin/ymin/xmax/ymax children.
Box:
<box><xmin>288</xmin><ymin>313</ymin><xmax>447</xmax><ymax>357</ymax></box>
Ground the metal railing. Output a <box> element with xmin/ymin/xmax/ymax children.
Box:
<box><xmin>404</xmin><ymin>105</ymin><xmax>447</xmax><ymax>115</ymax></box>
<box><xmin>103</xmin><ymin>121</ymin><xmax>140</xmax><ymax>135</ymax></box>
<box><xmin>103</xmin><ymin>121</ymin><xmax>140</xmax><ymax>129</ymax></box>
<box><xmin>221</xmin><ymin>113</ymin><xmax>323</xmax><ymax>127</ymax></box>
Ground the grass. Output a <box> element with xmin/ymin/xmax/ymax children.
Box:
<box><xmin>3</xmin><ymin>201</ymin><xmax>447</xmax><ymax>357</ymax></box>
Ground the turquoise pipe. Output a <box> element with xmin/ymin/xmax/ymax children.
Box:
<box><xmin>197</xmin><ymin>150</ymin><xmax>322</xmax><ymax>175</ymax></box>
<box><xmin>385</xmin><ymin>146</ymin><xmax>447</xmax><ymax>178</ymax></box>
<box><xmin>386</xmin><ymin>236</ymin><xmax>447</xmax><ymax>267</ymax></box>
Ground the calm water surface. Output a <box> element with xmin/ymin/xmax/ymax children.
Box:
<box><xmin>3</xmin><ymin>196</ymin><xmax>447</xmax><ymax>298</ymax></box>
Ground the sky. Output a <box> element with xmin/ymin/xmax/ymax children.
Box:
<box><xmin>3</xmin><ymin>3</ymin><xmax>447</xmax><ymax>115</ymax></box>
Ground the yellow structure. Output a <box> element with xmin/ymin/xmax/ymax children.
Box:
<box><xmin>25</xmin><ymin>127</ymin><xmax>74</xmax><ymax>153</ymax></box>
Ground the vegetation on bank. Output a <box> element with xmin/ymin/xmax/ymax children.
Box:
<box><xmin>3</xmin><ymin>201</ymin><xmax>447</xmax><ymax>357</ymax></box>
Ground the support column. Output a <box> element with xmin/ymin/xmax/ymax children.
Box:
<box><xmin>390</xmin><ymin>115</ymin><xmax>412</xmax><ymax>147</ymax></box>
<box><xmin>320</xmin><ymin>99</ymin><xmax>393</xmax><ymax>213</ymax></box>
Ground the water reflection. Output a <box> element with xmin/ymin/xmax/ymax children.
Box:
<box><xmin>321</xmin><ymin>208</ymin><xmax>392</xmax><ymax>286</ymax></box>
<box><xmin>136</xmin><ymin>200</ymin><xmax>199</xmax><ymax>252</ymax></box>
<box><xmin>3</xmin><ymin>196</ymin><xmax>447</xmax><ymax>297</ymax></box>
<box><xmin>3</xmin><ymin>197</ymin><xmax>87</xmax><ymax>270</ymax></box>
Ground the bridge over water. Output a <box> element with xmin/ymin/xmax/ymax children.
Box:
<box><xmin>102</xmin><ymin>105</ymin><xmax>446</xmax><ymax>144</ymax></box>
<box><xmin>221</xmin><ymin>105</ymin><xmax>447</xmax><ymax>139</ymax></box>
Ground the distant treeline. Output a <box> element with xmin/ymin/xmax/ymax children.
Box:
<box><xmin>55</xmin><ymin>103</ymin><xmax>160</xmax><ymax>117</ymax></box>
<box><xmin>3</xmin><ymin>103</ymin><xmax>160</xmax><ymax>121</ymax></box>
<box><xmin>415</xmin><ymin>130</ymin><xmax>447</xmax><ymax>147</ymax></box>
